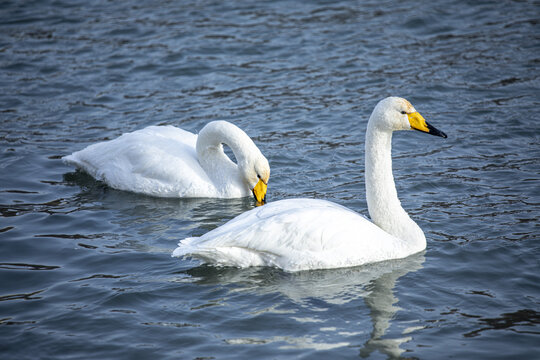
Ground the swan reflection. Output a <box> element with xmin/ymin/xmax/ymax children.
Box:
<box><xmin>181</xmin><ymin>252</ymin><xmax>425</xmax><ymax>358</ymax></box>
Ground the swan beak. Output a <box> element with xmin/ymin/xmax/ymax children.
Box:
<box><xmin>252</xmin><ymin>179</ymin><xmax>267</xmax><ymax>204</ymax></box>
<box><xmin>408</xmin><ymin>112</ymin><xmax>447</xmax><ymax>138</ymax></box>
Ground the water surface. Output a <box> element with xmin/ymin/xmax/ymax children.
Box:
<box><xmin>1</xmin><ymin>0</ymin><xmax>539</xmax><ymax>359</ymax></box>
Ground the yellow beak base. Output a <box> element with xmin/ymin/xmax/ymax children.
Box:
<box><xmin>252</xmin><ymin>179</ymin><xmax>267</xmax><ymax>204</ymax></box>
<box><xmin>408</xmin><ymin>112</ymin><xmax>430</xmax><ymax>133</ymax></box>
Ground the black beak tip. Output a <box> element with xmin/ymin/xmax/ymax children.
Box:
<box><xmin>426</xmin><ymin>122</ymin><xmax>447</xmax><ymax>138</ymax></box>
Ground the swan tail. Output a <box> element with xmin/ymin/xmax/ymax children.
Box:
<box><xmin>173</xmin><ymin>237</ymin><xmax>279</xmax><ymax>268</ymax></box>
<box><xmin>172</xmin><ymin>237</ymin><xmax>201</xmax><ymax>258</ymax></box>
<box><xmin>62</xmin><ymin>154</ymin><xmax>79</xmax><ymax>167</ymax></box>
<box><xmin>62</xmin><ymin>153</ymin><xmax>107</xmax><ymax>184</ymax></box>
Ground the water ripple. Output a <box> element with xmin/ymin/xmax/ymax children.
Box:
<box><xmin>0</xmin><ymin>0</ymin><xmax>539</xmax><ymax>358</ymax></box>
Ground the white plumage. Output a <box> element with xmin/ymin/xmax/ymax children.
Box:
<box><xmin>173</xmin><ymin>97</ymin><xmax>447</xmax><ymax>271</ymax></box>
<box><xmin>173</xmin><ymin>199</ymin><xmax>415</xmax><ymax>271</ymax></box>
<box><xmin>63</xmin><ymin>121</ymin><xmax>270</xmax><ymax>199</ymax></box>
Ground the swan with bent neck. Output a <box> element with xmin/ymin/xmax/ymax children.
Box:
<box><xmin>63</xmin><ymin>121</ymin><xmax>270</xmax><ymax>201</ymax></box>
<box><xmin>173</xmin><ymin>97</ymin><xmax>447</xmax><ymax>271</ymax></box>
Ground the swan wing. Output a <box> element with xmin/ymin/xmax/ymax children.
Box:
<box><xmin>63</xmin><ymin>126</ymin><xmax>217</xmax><ymax>197</ymax></box>
<box><xmin>173</xmin><ymin>198</ymin><xmax>409</xmax><ymax>271</ymax></box>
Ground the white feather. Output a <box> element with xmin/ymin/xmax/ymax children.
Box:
<box><xmin>173</xmin><ymin>97</ymin><xmax>446</xmax><ymax>271</ymax></box>
<box><xmin>173</xmin><ymin>199</ymin><xmax>412</xmax><ymax>271</ymax></box>
<box><xmin>63</xmin><ymin>121</ymin><xmax>269</xmax><ymax>198</ymax></box>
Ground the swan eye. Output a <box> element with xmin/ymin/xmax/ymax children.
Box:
<box><xmin>400</xmin><ymin>111</ymin><xmax>407</xmax><ymax>115</ymax></box>
<box><xmin>257</xmin><ymin>174</ymin><xmax>261</xmax><ymax>179</ymax></box>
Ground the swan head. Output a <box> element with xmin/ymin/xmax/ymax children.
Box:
<box><xmin>372</xmin><ymin>97</ymin><xmax>447</xmax><ymax>138</ymax></box>
<box><xmin>241</xmin><ymin>154</ymin><xmax>270</xmax><ymax>204</ymax></box>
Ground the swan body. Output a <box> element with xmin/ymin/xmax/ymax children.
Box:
<box><xmin>173</xmin><ymin>198</ymin><xmax>419</xmax><ymax>271</ymax></box>
<box><xmin>63</xmin><ymin>121</ymin><xmax>270</xmax><ymax>200</ymax></box>
<box><xmin>173</xmin><ymin>97</ymin><xmax>447</xmax><ymax>271</ymax></box>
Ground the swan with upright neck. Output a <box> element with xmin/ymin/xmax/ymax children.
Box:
<box><xmin>173</xmin><ymin>97</ymin><xmax>447</xmax><ymax>271</ymax></box>
<box><xmin>63</xmin><ymin>121</ymin><xmax>270</xmax><ymax>201</ymax></box>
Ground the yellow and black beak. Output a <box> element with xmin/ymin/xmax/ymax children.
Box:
<box><xmin>252</xmin><ymin>178</ymin><xmax>267</xmax><ymax>204</ymax></box>
<box><xmin>408</xmin><ymin>112</ymin><xmax>447</xmax><ymax>138</ymax></box>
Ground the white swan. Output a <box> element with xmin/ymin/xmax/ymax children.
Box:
<box><xmin>172</xmin><ymin>97</ymin><xmax>447</xmax><ymax>271</ymax></box>
<box><xmin>63</xmin><ymin>121</ymin><xmax>270</xmax><ymax>201</ymax></box>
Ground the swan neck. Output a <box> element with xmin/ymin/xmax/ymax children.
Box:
<box><xmin>365</xmin><ymin>122</ymin><xmax>425</xmax><ymax>246</ymax></box>
<box><xmin>196</xmin><ymin>121</ymin><xmax>256</xmax><ymax>177</ymax></box>
<box><xmin>365</xmin><ymin>126</ymin><xmax>399</xmax><ymax>217</ymax></box>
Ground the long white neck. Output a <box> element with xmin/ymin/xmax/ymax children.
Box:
<box><xmin>196</xmin><ymin>121</ymin><xmax>258</xmax><ymax>188</ymax></box>
<box><xmin>364</xmin><ymin>119</ymin><xmax>426</xmax><ymax>248</ymax></box>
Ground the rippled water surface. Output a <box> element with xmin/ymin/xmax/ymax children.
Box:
<box><xmin>1</xmin><ymin>0</ymin><xmax>539</xmax><ymax>359</ymax></box>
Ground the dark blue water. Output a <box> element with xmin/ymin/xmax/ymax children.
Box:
<box><xmin>1</xmin><ymin>0</ymin><xmax>539</xmax><ymax>358</ymax></box>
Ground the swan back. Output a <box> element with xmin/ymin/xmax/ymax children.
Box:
<box><xmin>173</xmin><ymin>199</ymin><xmax>416</xmax><ymax>271</ymax></box>
<box><xmin>63</xmin><ymin>125</ymin><xmax>218</xmax><ymax>197</ymax></box>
